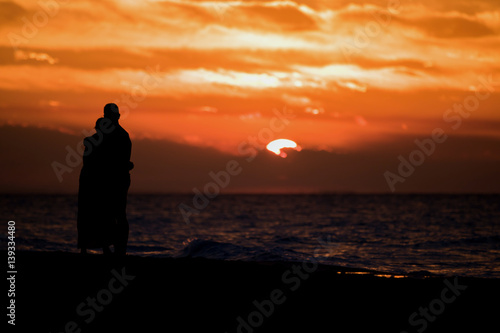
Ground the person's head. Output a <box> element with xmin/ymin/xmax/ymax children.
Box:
<box><xmin>104</xmin><ymin>103</ymin><xmax>120</xmax><ymax>122</ymax></box>
<box><xmin>94</xmin><ymin>117</ymin><xmax>115</xmax><ymax>136</ymax></box>
<box><xmin>95</xmin><ymin>117</ymin><xmax>106</xmax><ymax>130</ymax></box>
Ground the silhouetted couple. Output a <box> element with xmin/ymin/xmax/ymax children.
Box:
<box><xmin>77</xmin><ymin>103</ymin><xmax>133</xmax><ymax>256</ymax></box>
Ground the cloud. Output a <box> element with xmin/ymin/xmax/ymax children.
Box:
<box><xmin>234</xmin><ymin>4</ymin><xmax>318</xmax><ymax>31</ymax></box>
<box><xmin>1</xmin><ymin>0</ymin><xmax>499</xmax><ymax>191</ymax></box>
<box><xmin>401</xmin><ymin>16</ymin><xmax>496</xmax><ymax>38</ymax></box>
<box><xmin>0</xmin><ymin>1</ymin><xmax>26</xmax><ymax>25</ymax></box>
<box><xmin>14</xmin><ymin>50</ymin><xmax>58</xmax><ymax>64</ymax></box>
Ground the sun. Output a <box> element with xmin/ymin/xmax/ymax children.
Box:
<box><xmin>266</xmin><ymin>139</ymin><xmax>302</xmax><ymax>158</ymax></box>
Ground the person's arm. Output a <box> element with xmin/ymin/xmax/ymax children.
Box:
<box><xmin>120</xmin><ymin>131</ymin><xmax>133</xmax><ymax>171</ymax></box>
<box><xmin>127</xmin><ymin>138</ymin><xmax>134</xmax><ymax>170</ymax></box>
<box><xmin>82</xmin><ymin>137</ymin><xmax>92</xmax><ymax>166</ymax></box>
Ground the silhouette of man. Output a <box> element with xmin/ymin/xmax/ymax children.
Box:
<box><xmin>103</xmin><ymin>103</ymin><xmax>133</xmax><ymax>256</ymax></box>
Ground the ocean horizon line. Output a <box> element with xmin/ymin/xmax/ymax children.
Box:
<box><xmin>1</xmin><ymin>191</ymin><xmax>500</xmax><ymax>196</ymax></box>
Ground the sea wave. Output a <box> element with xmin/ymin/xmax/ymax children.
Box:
<box><xmin>174</xmin><ymin>238</ymin><xmax>306</xmax><ymax>263</ymax></box>
<box><xmin>176</xmin><ymin>238</ymin><xmax>256</xmax><ymax>260</ymax></box>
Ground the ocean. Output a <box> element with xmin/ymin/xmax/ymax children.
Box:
<box><xmin>1</xmin><ymin>194</ymin><xmax>499</xmax><ymax>278</ymax></box>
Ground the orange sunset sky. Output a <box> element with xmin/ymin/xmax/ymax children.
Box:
<box><xmin>1</xmin><ymin>0</ymin><xmax>499</xmax><ymax>193</ymax></box>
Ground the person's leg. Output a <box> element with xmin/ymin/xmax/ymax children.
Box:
<box><xmin>114</xmin><ymin>175</ymin><xmax>130</xmax><ymax>256</ymax></box>
<box><xmin>114</xmin><ymin>216</ymin><xmax>129</xmax><ymax>256</ymax></box>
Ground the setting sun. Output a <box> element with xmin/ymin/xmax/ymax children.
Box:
<box><xmin>266</xmin><ymin>139</ymin><xmax>302</xmax><ymax>158</ymax></box>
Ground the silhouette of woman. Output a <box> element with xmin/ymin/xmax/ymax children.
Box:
<box><xmin>77</xmin><ymin>118</ymin><xmax>114</xmax><ymax>255</ymax></box>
